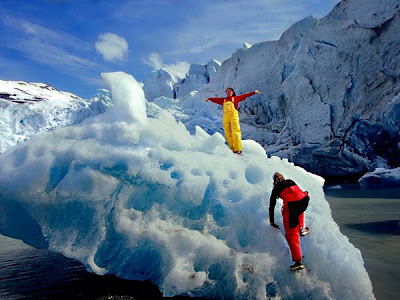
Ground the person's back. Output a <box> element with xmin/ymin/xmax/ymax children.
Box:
<box><xmin>269</xmin><ymin>172</ymin><xmax>310</xmax><ymax>271</ymax></box>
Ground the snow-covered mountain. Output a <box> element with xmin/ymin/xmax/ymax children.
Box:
<box><xmin>0</xmin><ymin>80</ymin><xmax>112</xmax><ymax>153</ymax></box>
<box><xmin>2</xmin><ymin>1</ymin><xmax>397</xmax><ymax>298</ymax></box>
<box><xmin>1</xmin><ymin>0</ymin><xmax>398</xmax><ymax>179</ymax></box>
<box><xmin>143</xmin><ymin>59</ymin><xmax>221</xmax><ymax>101</ymax></box>
<box><xmin>145</xmin><ymin>0</ymin><xmax>400</xmax><ymax>178</ymax></box>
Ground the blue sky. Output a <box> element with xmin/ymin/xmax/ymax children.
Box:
<box><xmin>0</xmin><ymin>0</ymin><xmax>339</xmax><ymax>99</ymax></box>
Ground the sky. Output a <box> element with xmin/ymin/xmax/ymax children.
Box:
<box><xmin>0</xmin><ymin>0</ymin><xmax>339</xmax><ymax>99</ymax></box>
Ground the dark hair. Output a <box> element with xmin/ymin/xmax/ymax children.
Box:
<box><xmin>273</xmin><ymin>172</ymin><xmax>285</xmax><ymax>185</ymax></box>
<box><xmin>225</xmin><ymin>87</ymin><xmax>236</xmax><ymax>96</ymax></box>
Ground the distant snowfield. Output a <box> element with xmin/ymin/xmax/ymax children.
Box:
<box><xmin>0</xmin><ymin>72</ymin><xmax>375</xmax><ymax>299</ymax></box>
<box><xmin>0</xmin><ymin>80</ymin><xmax>112</xmax><ymax>154</ymax></box>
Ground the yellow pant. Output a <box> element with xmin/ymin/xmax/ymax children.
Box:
<box><xmin>223</xmin><ymin>101</ymin><xmax>242</xmax><ymax>152</ymax></box>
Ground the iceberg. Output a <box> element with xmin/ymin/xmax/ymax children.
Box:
<box><xmin>359</xmin><ymin>167</ymin><xmax>400</xmax><ymax>188</ymax></box>
<box><xmin>0</xmin><ymin>72</ymin><xmax>374</xmax><ymax>299</ymax></box>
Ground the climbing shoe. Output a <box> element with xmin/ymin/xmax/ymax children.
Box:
<box><xmin>290</xmin><ymin>261</ymin><xmax>304</xmax><ymax>271</ymax></box>
<box><xmin>300</xmin><ymin>227</ymin><xmax>310</xmax><ymax>236</ymax></box>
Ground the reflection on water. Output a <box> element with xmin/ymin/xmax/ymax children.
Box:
<box><xmin>324</xmin><ymin>184</ymin><xmax>400</xmax><ymax>300</ymax></box>
<box><xmin>0</xmin><ymin>235</ymin><xmax>164</xmax><ymax>299</ymax></box>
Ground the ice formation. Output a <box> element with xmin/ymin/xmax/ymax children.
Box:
<box><xmin>143</xmin><ymin>0</ymin><xmax>400</xmax><ymax>178</ymax></box>
<box><xmin>359</xmin><ymin>167</ymin><xmax>400</xmax><ymax>188</ymax></box>
<box><xmin>0</xmin><ymin>72</ymin><xmax>374</xmax><ymax>299</ymax></box>
<box><xmin>0</xmin><ymin>80</ymin><xmax>112</xmax><ymax>154</ymax></box>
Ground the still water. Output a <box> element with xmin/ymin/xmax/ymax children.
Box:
<box><xmin>0</xmin><ymin>184</ymin><xmax>399</xmax><ymax>299</ymax></box>
<box><xmin>324</xmin><ymin>184</ymin><xmax>400</xmax><ymax>300</ymax></box>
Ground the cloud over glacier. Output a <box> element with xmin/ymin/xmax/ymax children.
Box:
<box><xmin>95</xmin><ymin>33</ymin><xmax>128</xmax><ymax>62</ymax></box>
<box><xmin>0</xmin><ymin>72</ymin><xmax>374</xmax><ymax>299</ymax></box>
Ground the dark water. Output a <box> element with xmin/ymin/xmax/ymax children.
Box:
<box><xmin>324</xmin><ymin>184</ymin><xmax>400</xmax><ymax>300</ymax></box>
<box><xmin>0</xmin><ymin>237</ymin><xmax>203</xmax><ymax>300</ymax></box>
<box><xmin>0</xmin><ymin>235</ymin><xmax>165</xmax><ymax>299</ymax></box>
<box><xmin>1</xmin><ymin>184</ymin><xmax>399</xmax><ymax>300</ymax></box>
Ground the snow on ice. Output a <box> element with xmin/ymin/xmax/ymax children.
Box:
<box><xmin>0</xmin><ymin>72</ymin><xmax>374</xmax><ymax>299</ymax></box>
<box><xmin>359</xmin><ymin>167</ymin><xmax>400</xmax><ymax>188</ymax></box>
<box><xmin>0</xmin><ymin>80</ymin><xmax>112</xmax><ymax>154</ymax></box>
<box><xmin>144</xmin><ymin>0</ymin><xmax>400</xmax><ymax>178</ymax></box>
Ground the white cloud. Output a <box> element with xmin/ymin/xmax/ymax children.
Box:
<box><xmin>143</xmin><ymin>53</ymin><xmax>163</xmax><ymax>70</ymax></box>
<box><xmin>164</xmin><ymin>61</ymin><xmax>190</xmax><ymax>79</ymax></box>
<box><xmin>10</xmin><ymin>36</ymin><xmax>96</xmax><ymax>69</ymax></box>
<box><xmin>95</xmin><ymin>33</ymin><xmax>128</xmax><ymax>62</ymax></box>
<box><xmin>0</xmin><ymin>11</ymin><xmax>98</xmax><ymax>75</ymax></box>
<box><xmin>173</xmin><ymin>1</ymin><xmax>304</xmax><ymax>56</ymax></box>
<box><xmin>162</xmin><ymin>0</ymin><xmax>337</xmax><ymax>63</ymax></box>
<box><xmin>144</xmin><ymin>53</ymin><xmax>190</xmax><ymax>79</ymax></box>
<box><xmin>0</xmin><ymin>10</ymin><xmax>91</xmax><ymax>52</ymax></box>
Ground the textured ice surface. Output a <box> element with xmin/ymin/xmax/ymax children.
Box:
<box><xmin>139</xmin><ymin>0</ymin><xmax>400</xmax><ymax>177</ymax></box>
<box><xmin>359</xmin><ymin>167</ymin><xmax>400</xmax><ymax>188</ymax></box>
<box><xmin>0</xmin><ymin>80</ymin><xmax>112</xmax><ymax>154</ymax></box>
<box><xmin>0</xmin><ymin>72</ymin><xmax>374</xmax><ymax>299</ymax></box>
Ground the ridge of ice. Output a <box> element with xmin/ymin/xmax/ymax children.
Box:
<box><xmin>0</xmin><ymin>72</ymin><xmax>374</xmax><ymax>299</ymax></box>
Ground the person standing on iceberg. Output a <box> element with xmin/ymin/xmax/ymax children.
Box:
<box><xmin>269</xmin><ymin>172</ymin><xmax>310</xmax><ymax>271</ymax></box>
<box><xmin>205</xmin><ymin>87</ymin><xmax>261</xmax><ymax>155</ymax></box>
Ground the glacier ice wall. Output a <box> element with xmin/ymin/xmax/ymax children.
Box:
<box><xmin>0</xmin><ymin>72</ymin><xmax>374</xmax><ymax>299</ymax></box>
<box><xmin>174</xmin><ymin>0</ymin><xmax>400</xmax><ymax>178</ymax></box>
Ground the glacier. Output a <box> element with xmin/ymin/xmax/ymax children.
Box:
<box><xmin>143</xmin><ymin>59</ymin><xmax>221</xmax><ymax>102</ymax></box>
<box><xmin>0</xmin><ymin>72</ymin><xmax>374</xmax><ymax>299</ymax></box>
<box><xmin>143</xmin><ymin>0</ymin><xmax>400</xmax><ymax>178</ymax></box>
<box><xmin>0</xmin><ymin>80</ymin><xmax>113</xmax><ymax>154</ymax></box>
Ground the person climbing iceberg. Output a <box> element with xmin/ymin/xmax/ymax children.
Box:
<box><xmin>205</xmin><ymin>87</ymin><xmax>261</xmax><ymax>155</ymax></box>
<box><xmin>269</xmin><ymin>172</ymin><xmax>310</xmax><ymax>271</ymax></box>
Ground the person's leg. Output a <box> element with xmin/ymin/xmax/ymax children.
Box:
<box><xmin>299</xmin><ymin>213</ymin><xmax>310</xmax><ymax>236</ymax></box>
<box><xmin>283</xmin><ymin>210</ymin><xmax>302</xmax><ymax>262</ymax></box>
<box><xmin>223</xmin><ymin>114</ymin><xmax>234</xmax><ymax>150</ymax></box>
<box><xmin>299</xmin><ymin>213</ymin><xmax>304</xmax><ymax>228</ymax></box>
<box><xmin>230</xmin><ymin>111</ymin><xmax>242</xmax><ymax>152</ymax></box>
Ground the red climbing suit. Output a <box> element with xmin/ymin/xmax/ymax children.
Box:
<box><xmin>270</xmin><ymin>180</ymin><xmax>308</xmax><ymax>262</ymax></box>
<box><xmin>281</xmin><ymin>185</ymin><xmax>307</xmax><ymax>262</ymax></box>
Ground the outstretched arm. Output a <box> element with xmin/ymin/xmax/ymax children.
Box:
<box><xmin>236</xmin><ymin>90</ymin><xmax>262</xmax><ymax>102</ymax></box>
<box><xmin>205</xmin><ymin>97</ymin><xmax>224</xmax><ymax>105</ymax></box>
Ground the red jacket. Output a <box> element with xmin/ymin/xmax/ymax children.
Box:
<box><xmin>269</xmin><ymin>179</ymin><xmax>309</xmax><ymax>226</ymax></box>
<box><xmin>280</xmin><ymin>185</ymin><xmax>308</xmax><ymax>203</ymax></box>
<box><xmin>208</xmin><ymin>91</ymin><xmax>256</xmax><ymax>110</ymax></box>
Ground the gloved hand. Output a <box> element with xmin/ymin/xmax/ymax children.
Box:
<box><xmin>270</xmin><ymin>222</ymin><xmax>280</xmax><ymax>229</ymax></box>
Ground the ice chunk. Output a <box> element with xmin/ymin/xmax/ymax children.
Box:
<box><xmin>0</xmin><ymin>72</ymin><xmax>374</xmax><ymax>300</ymax></box>
<box><xmin>359</xmin><ymin>167</ymin><xmax>400</xmax><ymax>188</ymax></box>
